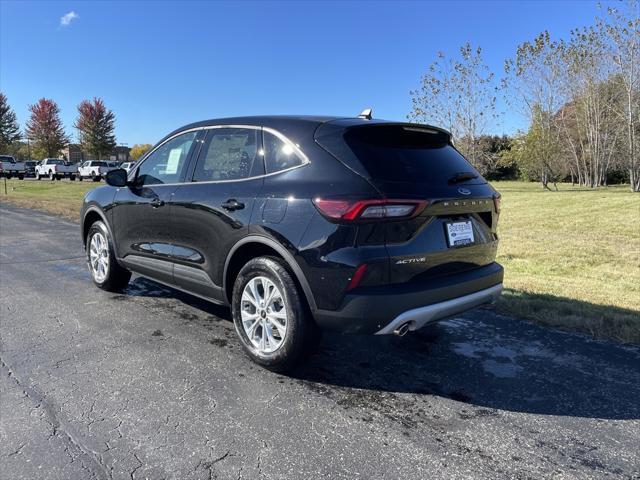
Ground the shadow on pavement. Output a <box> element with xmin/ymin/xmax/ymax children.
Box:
<box><xmin>123</xmin><ymin>277</ymin><xmax>640</xmax><ymax>421</ymax></box>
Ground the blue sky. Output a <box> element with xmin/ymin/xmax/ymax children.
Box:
<box><xmin>1</xmin><ymin>0</ymin><xmax>602</xmax><ymax>146</ymax></box>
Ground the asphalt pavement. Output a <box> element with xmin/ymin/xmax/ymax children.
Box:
<box><xmin>1</xmin><ymin>202</ymin><xmax>639</xmax><ymax>479</ymax></box>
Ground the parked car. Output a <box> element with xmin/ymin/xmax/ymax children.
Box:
<box><xmin>81</xmin><ymin>114</ymin><xmax>503</xmax><ymax>371</ymax></box>
<box><xmin>77</xmin><ymin>161</ymin><xmax>115</xmax><ymax>181</ymax></box>
<box><xmin>24</xmin><ymin>160</ymin><xmax>38</xmax><ymax>177</ymax></box>
<box><xmin>35</xmin><ymin>158</ymin><xmax>77</xmax><ymax>181</ymax></box>
<box><xmin>0</xmin><ymin>155</ymin><xmax>26</xmax><ymax>179</ymax></box>
<box><xmin>120</xmin><ymin>161</ymin><xmax>136</xmax><ymax>173</ymax></box>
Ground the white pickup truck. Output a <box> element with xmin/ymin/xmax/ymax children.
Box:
<box><xmin>0</xmin><ymin>155</ymin><xmax>26</xmax><ymax>179</ymax></box>
<box><xmin>35</xmin><ymin>158</ymin><xmax>78</xmax><ymax>181</ymax></box>
<box><xmin>77</xmin><ymin>161</ymin><xmax>116</xmax><ymax>182</ymax></box>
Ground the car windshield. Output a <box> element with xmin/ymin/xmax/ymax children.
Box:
<box><xmin>0</xmin><ymin>155</ymin><xmax>15</xmax><ymax>163</ymax></box>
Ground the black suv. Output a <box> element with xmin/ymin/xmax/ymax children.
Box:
<box><xmin>81</xmin><ymin>115</ymin><xmax>503</xmax><ymax>371</ymax></box>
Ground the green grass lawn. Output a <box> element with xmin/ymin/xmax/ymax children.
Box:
<box><xmin>493</xmin><ymin>181</ymin><xmax>640</xmax><ymax>343</ymax></box>
<box><xmin>0</xmin><ymin>178</ymin><xmax>95</xmax><ymax>219</ymax></box>
<box><xmin>2</xmin><ymin>178</ymin><xmax>639</xmax><ymax>342</ymax></box>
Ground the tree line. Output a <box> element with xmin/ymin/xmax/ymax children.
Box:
<box><xmin>409</xmin><ymin>1</ymin><xmax>639</xmax><ymax>191</ymax></box>
<box><xmin>0</xmin><ymin>94</ymin><xmax>151</xmax><ymax>162</ymax></box>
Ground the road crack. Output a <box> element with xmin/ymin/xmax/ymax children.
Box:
<box><xmin>0</xmin><ymin>356</ymin><xmax>111</xmax><ymax>479</ymax></box>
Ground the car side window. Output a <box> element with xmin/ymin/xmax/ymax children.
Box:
<box><xmin>192</xmin><ymin>128</ymin><xmax>259</xmax><ymax>182</ymax></box>
<box><xmin>263</xmin><ymin>131</ymin><xmax>306</xmax><ymax>174</ymax></box>
<box><xmin>137</xmin><ymin>131</ymin><xmax>197</xmax><ymax>186</ymax></box>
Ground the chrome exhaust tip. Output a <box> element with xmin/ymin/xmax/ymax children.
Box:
<box><xmin>394</xmin><ymin>322</ymin><xmax>411</xmax><ymax>337</ymax></box>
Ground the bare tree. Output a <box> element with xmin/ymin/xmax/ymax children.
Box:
<box><xmin>409</xmin><ymin>43</ymin><xmax>497</xmax><ymax>169</ymax></box>
<box><xmin>558</xmin><ymin>25</ymin><xmax>622</xmax><ymax>187</ymax></box>
<box><xmin>504</xmin><ymin>32</ymin><xmax>567</xmax><ymax>188</ymax></box>
<box><xmin>598</xmin><ymin>0</ymin><xmax>640</xmax><ymax>191</ymax></box>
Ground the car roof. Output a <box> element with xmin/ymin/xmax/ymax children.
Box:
<box><xmin>161</xmin><ymin>115</ymin><xmax>448</xmax><ymax>142</ymax></box>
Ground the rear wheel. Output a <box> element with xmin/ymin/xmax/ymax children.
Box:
<box><xmin>86</xmin><ymin>221</ymin><xmax>131</xmax><ymax>292</ymax></box>
<box><xmin>70</xmin><ymin>175</ymin><xmax>76</xmax><ymax>181</ymax></box>
<box><xmin>49</xmin><ymin>171</ymin><xmax>54</xmax><ymax>181</ymax></box>
<box><xmin>232</xmin><ymin>256</ymin><xmax>318</xmax><ymax>372</ymax></box>
<box><xmin>78</xmin><ymin>175</ymin><xmax>83</xmax><ymax>181</ymax></box>
<box><xmin>17</xmin><ymin>174</ymin><xmax>24</xmax><ymax>180</ymax></box>
<box><xmin>35</xmin><ymin>172</ymin><xmax>41</xmax><ymax>180</ymax></box>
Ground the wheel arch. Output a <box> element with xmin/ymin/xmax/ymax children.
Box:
<box><xmin>82</xmin><ymin>207</ymin><xmax>119</xmax><ymax>257</ymax></box>
<box><xmin>223</xmin><ymin>236</ymin><xmax>317</xmax><ymax>312</ymax></box>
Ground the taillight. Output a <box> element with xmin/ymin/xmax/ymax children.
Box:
<box><xmin>493</xmin><ymin>194</ymin><xmax>501</xmax><ymax>214</ymax></box>
<box><xmin>313</xmin><ymin>198</ymin><xmax>427</xmax><ymax>222</ymax></box>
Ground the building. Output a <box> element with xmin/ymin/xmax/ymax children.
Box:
<box><xmin>62</xmin><ymin>144</ymin><xmax>131</xmax><ymax>163</ymax></box>
<box><xmin>110</xmin><ymin>145</ymin><xmax>131</xmax><ymax>163</ymax></box>
<box><xmin>62</xmin><ymin>144</ymin><xmax>84</xmax><ymax>163</ymax></box>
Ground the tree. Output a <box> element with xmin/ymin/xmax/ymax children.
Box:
<box><xmin>475</xmin><ymin>134</ymin><xmax>514</xmax><ymax>179</ymax></box>
<box><xmin>409</xmin><ymin>43</ymin><xmax>497</xmax><ymax>168</ymax></box>
<box><xmin>26</xmin><ymin>98</ymin><xmax>68</xmax><ymax>158</ymax></box>
<box><xmin>129</xmin><ymin>143</ymin><xmax>152</xmax><ymax>161</ymax></box>
<box><xmin>504</xmin><ymin>110</ymin><xmax>567</xmax><ymax>188</ymax></box>
<box><xmin>598</xmin><ymin>0</ymin><xmax>640</xmax><ymax>191</ymax></box>
<box><xmin>74</xmin><ymin>97</ymin><xmax>116</xmax><ymax>159</ymax></box>
<box><xmin>503</xmin><ymin>32</ymin><xmax>567</xmax><ymax>189</ymax></box>
<box><xmin>0</xmin><ymin>92</ymin><xmax>21</xmax><ymax>151</ymax></box>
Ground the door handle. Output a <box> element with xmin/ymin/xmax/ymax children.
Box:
<box><xmin>150</xmin><ymin>197</ymin><xmax>165</xmax><ymax>208</ymax></box>
<box><xmin>221</xmin><ymin>199</ymin><xmax>245</xmax><ymax>211</ymax></box>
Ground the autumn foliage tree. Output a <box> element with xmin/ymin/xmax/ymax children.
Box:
<box><xmin>74</xmin><ymin>97</ymin><xmax>116</xmax><ymax>160</ymax></box>
<box><xmin>129</xmin><ymin>143</ymin><xmax>152</xmax><ymax>161</ymax></box>
<box><xmin>0</xmin><ymin>92</ymin><xmax>21</xmax><ymax>151</ymax></box>
<box><xmin>26</xmin><ymin>98</ymin><xmax>69</xmax><ymax>158</ymax></box>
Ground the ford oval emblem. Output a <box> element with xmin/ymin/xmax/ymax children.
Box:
<box><xmin>458</xmin><ymin>187</ymin><xmax>471</xmax><ymax>195</ymax></box>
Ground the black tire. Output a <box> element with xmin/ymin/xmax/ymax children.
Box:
<box><xmin>78</xmin><ymin>175</ymin><xmax>83</xmax><ymax>181</ymax></box>
<box><xmin>35</xmin><ymin>172</ymin><xmax>41</xmax><ymax>180</ymax></box>
<box><xmin>232</xmin><ymin>256</ymin><xmax>318</xmax><ymax>372</ymax></box>
<box><xmin>17</xmin><ymin>174</ymin><xmax>24</xmax><ymax>180</ymax></box>
<box><xmin>86</xmin><ymin>220</ymin><xmax>131</xmax><ymax>292</ymax></box>
<box><xmin>70</xmin><ymin>175</ymin><xmax>76</xmax><ymax>181</ymax></box>
<box><xmin>49</xmin><ymin>171</ymin><xmax>54</xmax><ymax>181</ymax></box>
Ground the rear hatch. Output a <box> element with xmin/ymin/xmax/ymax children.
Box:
<box><xmin>315</xmin><ymin>121</ymin><xmax>500</xmax><ymax>285</ymax></box>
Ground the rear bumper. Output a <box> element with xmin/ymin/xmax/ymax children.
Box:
<box><xmin>375</xmin><ymin>283</ymin><xmax>502</xmax><ymax>334</ymax></box>
<box><xmin>313</xmin><ymin>262</ymin><xmax>503</xmax><ymax>334</ymax></box>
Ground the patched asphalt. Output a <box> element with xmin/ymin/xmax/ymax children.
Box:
<box><xmin>1</xmin><ymin>202</ymin><xmax>639</xmax><ymax>479</ymax></box>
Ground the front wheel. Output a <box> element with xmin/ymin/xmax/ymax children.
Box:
<box><xmin>86</xmin><ymin>221</ymin><xmax>131</xmax><ymax>292</ymax></box>
<box><xmin>78</xmin><ymin>175</ymin><xmax>83</xmax><ymax>181</ymax></box>
<box><xmin>232</xmin><ymin>256</ymin><xmax>318</xmax><ymax>372</ymax></box>
<box><xmin>35</xmin><ymin>172</ymin><xmax>41</xmax><ymax>180</ymax></box>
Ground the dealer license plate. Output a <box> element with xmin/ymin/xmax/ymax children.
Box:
<box><xmin>446</xmin><ymin>221</ymin><xmax>474</xmax><ymax>247</ymax></box>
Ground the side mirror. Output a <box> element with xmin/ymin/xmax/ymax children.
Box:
<box><xmin>105</xmin><ymin>168</ymin><xmax>128</xmax><ymax>187</ymax></box>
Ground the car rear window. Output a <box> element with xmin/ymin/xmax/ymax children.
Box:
<box><xmin>341</xmin><ymin>125</ymin><xmax>484</xmax><ymax>184</ymax></box>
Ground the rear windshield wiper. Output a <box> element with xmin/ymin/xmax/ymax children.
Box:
<box><xmin>448</xmin><ymin>172</ymin><xmax>478</xmax><ymax>184</ymax></box>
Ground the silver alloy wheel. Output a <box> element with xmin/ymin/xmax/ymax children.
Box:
<box><xmin>89</xmin><ymin>231</ymin><xmax>109</xmax><ymax>283</ymax></box>
<box><xmin>240</xmin><ymin>276</ymin><xmax>288</xmax><ymax>354</ymax></box>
